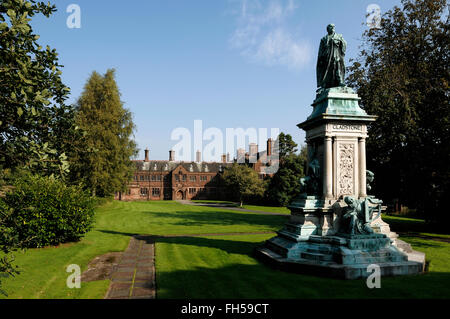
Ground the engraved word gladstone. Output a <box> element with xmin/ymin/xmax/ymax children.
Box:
<box><xmin>332</xmin><ymin>124</ymin><xmax>362</xmax><ymax>131</ymax></box>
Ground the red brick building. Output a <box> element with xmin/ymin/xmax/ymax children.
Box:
<box><xmin>115</xmin><ymin>138</ymin><xmax>278</xmax><ymax>201</ymax></box>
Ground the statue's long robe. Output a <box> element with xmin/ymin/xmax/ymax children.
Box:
<box><xmin>316</xmin><ymin>33</ymin><xmax>347</xmax><ymax>89</ymax></box>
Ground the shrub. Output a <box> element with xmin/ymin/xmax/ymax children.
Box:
<box><xmin>1</xmin><ymin>174</ymin><xmax>95</xmax><ymax>248</ymax></box>
<box><xmin>0</xmin><ymin>199</ymin><xmax>21</xmax><ymax>295</ymax></box>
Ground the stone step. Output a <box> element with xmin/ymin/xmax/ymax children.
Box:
<box><xmin>306</xmin><ymin>246</ymin><xmax>332</xmax><ymax>255</ymax></box>
<box><xmin>354</xmin><ymin>254</ymin><xmax>408</xmax><ymax>264</ymax></box>
<box><xmin>300</xmin><ymin>251</ymin><xmax>334</xmax><ymax>262</ymax></box>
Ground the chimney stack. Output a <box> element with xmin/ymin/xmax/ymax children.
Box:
<box><xmin>221</xmin><ymin>154</ymin><xmax>227</xmax><ymax>163</ymax></box>
<box><xmin>267</xmin><ymin>138</ymin><xmax>273</xmax><ymax>157</ymax></box>
<box><xmin>237</xmin><ymin>148</ymin><xmax>246</xmax><ymax>163</ymax></box>
<box><xmin>144</xmin><ymin>148</ymin><xmax>149</xmax><ymax>162</ymax></box>
<box><xmin>169</xmin><ymin>150</ymin><xmax>175</xmax><ymax>162</ymax></box>
<box><xmin>196</xmin><ymin>150</ymin><xmax>202</xmax><ymax>163</ymax></box>
<box><xmin>227</xmin><ymin>153</ymin><xmax>230</xmax><ymax>163</ymax></box>
<box><xmin>249</xmin><ymin>143</ymin><xmax>258</xmax><ymax>163</ymax></box>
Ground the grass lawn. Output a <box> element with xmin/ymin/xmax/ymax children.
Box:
<box><xmin>191</xmin><ymin>200</ymin><xmax>291</xmax><ymax>214</ymax></box>
<box><xmin>241</xmin><ymin>205</ymin><xmax>291</xmax><ymax>214</ymax></box>
<box><xmin>1</xmin><ymin>201</ymin><xmax>449</xmax><ymax>299</ymax></box>
<box><xmin>0</xmin><ymin>201</ymin><xmax>285</xmax><ymax>299</ymax></box>
<box><xmin>156</xmin><ymin>234</ymin><xmax>450</xmax><ymax>299</ymax></box>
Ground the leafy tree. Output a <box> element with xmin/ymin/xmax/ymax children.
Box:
<box><xmin>274</xmin><ymin>132</ymin><xmax>298</xmax><ymax>159</ymax></box>
<box><xmin>266</xmin><ymin>137</ymin><xmax>307</xmax><ymax>206</ymax></box>
<box><xmin>0</xmin><ymin>0</ymin><xmax>72</xmax><ymax>177</ymax></box>
<box><xmin>222</xmin><ymin>163</ymin><xmax>265</xmax><ymax>207</ymax></box>
<box><xmin>347</xmin><ymin>0</ymin><xmax>449</xmax><ymax>223</ymax></box>
<box><xmin>71</xmin><ymin>69</ymin><xmax>138</xmax><ymax>197</ymax></box>
<box><xmin>0</xmin><ymin>0</ymin><xmax>78</xmax><ymax>294</ymax></box>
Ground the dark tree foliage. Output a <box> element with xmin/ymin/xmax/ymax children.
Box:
<box><xmin>274</xmin><ymin>132</ymin><xmax>298</xmax><ymax>159</ymax></box>
<box><xmin>222</xmin><ymin>163</ymin><xmax>266</xmax><ymax>207</ymax></box>
<box><xmin>266</xmin><ymin>134</ymin><xmax>307</xmax><ymax>206</ymax></box>
<box><xmin>0</xmin><ymin>0</ymin><xmax>79</xmax><ymax>294</ymax></box>
<box><xmin>347</xmin><ymin>0</ymin><xmax>449</xmax><ymax>223</ymax></box>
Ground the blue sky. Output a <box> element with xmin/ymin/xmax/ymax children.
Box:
<box><xmin>30</xmin><ymin>0</ymin><xmax>401</xmax><ymax>161</ymax></box>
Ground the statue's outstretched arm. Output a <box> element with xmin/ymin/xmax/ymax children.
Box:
<box><xmin>367</xmin><ymin>197</ymin><xmax>383</xmax><ymax>205</ymax></box>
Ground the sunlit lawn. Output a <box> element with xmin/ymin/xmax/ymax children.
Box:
<box><xmin>191</xmin><ymin>200</ymin><xmax>291</xmax><ymax>214</ymax></box>
<box><xmin>1</xmin><ymin>201</ymin><xmax>449</xmax><ymax>299</ymax></box>
<box><xmin>0</xmin><ymin>201</ymin><xmax>285</xmax><ymax>299</ymax></box>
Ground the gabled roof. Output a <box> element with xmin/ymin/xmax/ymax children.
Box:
<box><xmin>133</xmin><ymin>160</ymin><xmax>232</xmax><ymax>173</ymax></box>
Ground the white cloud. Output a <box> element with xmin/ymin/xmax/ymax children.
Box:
<box><xmin>229</xmin><ymin>0</ymin><xmax>311</xmax><ymax>70</ymax></box>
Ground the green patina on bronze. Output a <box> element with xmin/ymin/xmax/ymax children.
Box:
<box><xmin>317</xmin><ymin>24</ymin><xmax>347</xmax><ymax>89</ymax></box>
<box><xmin>308</xmin><ymin>86</ymin><xmax>368</xmax><ymax>121</ymax></box>
<box><xmin>338</xmin><ymin>196</ymin><xmax>383</xmax><ymax>236</ymax></box>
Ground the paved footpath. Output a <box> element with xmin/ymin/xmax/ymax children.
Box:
<box><xmin>104</xmin><ymin>231</ymin><xmax>277</xmax><ymax>299</ymax></box>
<box><xmin>105</xmin><ymin>201</ymin><xmax>285</xmax><ymax>299</ymax></box>
<box><xmin>105</xmin><ymin>235</ymin><xmax>156</xmax><ymax>299</ymax></box>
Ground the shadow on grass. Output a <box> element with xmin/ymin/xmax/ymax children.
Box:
<box><xmin>142</xmin><ymin>210</ymin><xmax>287</xmax><ymax>228</ymax></box>
<box><xmin>98</xmin><ymin>230</ymin><xmax>140</xmax><ymax>237</ymax></box>
<box><xmin>397</xmin><ymin>233</ymin><xmax>450</xmax><ymax>243</ymax></box>
<box><xmin>384</xmin><ymin>216</ymin><xmax>450</xmax><ymax>236</ymax></box>
<box><xmin>156</xmin><ymin>257</ymin><xmax>450</xmax><ymax>299</ymax></box>
<box><xmin>191</xmin><ymin>201</ymin><xmax>239</xmax><ymax>207</ymax></box>
<box><xmin>95</xmin><ymin>232</ymin><xmax>450</xmax><ymax>298</ymax></box>
<box><xmin>399</xmin><ymin>237</ymin><xmax>447</xmax><ymax>249</ymax></box>
<box><xmin>97</xmin><ymin>231</ymin><xmax>271</xmax><ymax>256</ymax></box>
<box><xmin>157</xmin><ymin>236</ymin><xmax>262</xmax><ymax>255</ymax></box>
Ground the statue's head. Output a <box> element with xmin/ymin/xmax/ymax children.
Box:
<box><xmin>327</xmin><ymin>24</ymin><xmax>335</xmax><ymax>35</ymax></box>
<box><xmin>344</xmin><ymin>196</ymin><xmax>356</xmax><ymax>208</ymax></box>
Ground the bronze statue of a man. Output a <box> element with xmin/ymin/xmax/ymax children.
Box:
<box><xmin>316</xmin><ymin>24</ymin><xmax>347</xmax><ymax>89</ymax></box>
<box><xmin>341</xmin><ymin>196</ymin><xmax>383</xmax><ymax>235</ymax></box>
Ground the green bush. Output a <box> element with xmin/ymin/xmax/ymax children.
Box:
<box><xmin>1</xmin><ymin>174</ymin><xmax>95</xmax><ymax>248</ymax></box>
<box><xmin>0</xmin><ymin>199</ymin><xmax>20</xmax><ymax>295</ymax></box>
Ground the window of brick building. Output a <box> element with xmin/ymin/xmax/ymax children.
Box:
<box><xmin>134</xmin><ymin>175</ymin><xmax>138</xmax><ymax>181</ymax></box>
<box><xmin>190</xmin><ymin>176</ymin><xmax>196</xmax><ymax>182</ymax></box>
<box><xmin>144</xmin><ymin>175</ymin><xmax>149</xmax><ymax>181</ymax></box>
<box><xmin>140</xmin><ymin>175</ymin><xmax>145</xmax><ymax>181</ymax></box>
<box><xmin>151</xmin><ymin>175</ymin><xmax>156</xmax><ymax>181</ymax></box>
<box><xmin>140</xmin><ymin>188</ymin><xmax>148</xmax><ymax>196</ymax></box>
<box><xmin>189</xmin><ymin>188</ymin><xmax>196</xmax><ymax>194</ymax></box>
<box><xmin>182</xmin><ymin>175</ymin><xmax>187</xmax><ymax>182</ymax></box>
<box><xmin>152</xmin><ymin>188</ymin><xmax>160</xmax><ymax>196</ymax></box>
<box><xmin>175</xmin><ymin>175</ymin><xmax>180</xmax><ymax>182</ymax></box>
<box><xmin>156</xmin><ymin>175</ymin><xmax>161</xmax><ymax>181</ymax></box>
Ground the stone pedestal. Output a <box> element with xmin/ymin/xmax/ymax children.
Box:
<box><xmin>300</xmin><ymin>87</ymin><xmax>376</xmax><ymax>202</ymax></box>
<box><xmin>259</xmin><ymin>234</ymin><xmax>423</xmax><ymax>280</ymax></box>
<box><xmin>255</xmin><ymin>86</ymin><xmax>425</xmax><ymax>279</ymax></box>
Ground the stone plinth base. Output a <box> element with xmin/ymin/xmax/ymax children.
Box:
<box><xmin>255</xmin><ymin>246</ymin><xmax>423</xmax><ymax>280</ymax></box>
<box><xmin>255</xmin><ymin>234</ymin><xmax>424</xmax><ymax>280</ymax></box>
